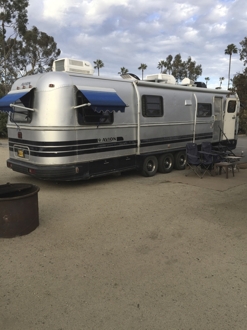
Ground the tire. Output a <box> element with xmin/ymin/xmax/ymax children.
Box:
<box><xmin>174</xmin><ymin>150</ymin><xmax>186</xmax><ymax>170</ymax></box>
<box><xmin>158</xmin><ymin>153</ymin><xmax>174</xmax><ymax>173</ymax></box>
<box><xmin>141</xmin><ymin>156</ymin><xmax>158</xmax><ymax>177</ymax></box>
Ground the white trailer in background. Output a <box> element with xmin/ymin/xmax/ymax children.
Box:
<box><xmin>0</xmin><ymin>58</ymin><xmax>240</xmax><ymax>181</ymax></box>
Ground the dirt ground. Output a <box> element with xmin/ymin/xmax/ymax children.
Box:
<box><xmin>1</xmin><ymin>140</ymin><xmax>247</xmax><ymax>330</ymax></box>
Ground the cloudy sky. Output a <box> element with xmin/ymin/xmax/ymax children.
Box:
<box><xmin>27</xmin><ymin>0</ymin><xmax>247</xmax><ymax>88</ymax></box>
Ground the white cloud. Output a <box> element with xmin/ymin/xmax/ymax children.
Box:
<box><xmin>27</xmin><ymin>0</ymin><xmax>247</xmax><ymax>87</ymax></box>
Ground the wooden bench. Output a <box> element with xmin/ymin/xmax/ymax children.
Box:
<box><xmin>214</xmin><ymin>162</ymin><xmax>237</xmax><ymax>179</ymax></box>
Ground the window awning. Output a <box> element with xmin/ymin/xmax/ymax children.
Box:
<box><xmin>0</xmin><ymin>89</ymin><xmax>33</xmax><ymax>113</ymax></box>
<box><xmin>77</xmin><ymin>86</ymin><xmax>127</xmax><ymax>113</ymax></box>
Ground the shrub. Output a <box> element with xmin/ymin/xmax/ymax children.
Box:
<box><xmin>0</xmin><ymin>112</ymin><xmax>8</xmax><ymax>137</ymax></box>
<box><xmin>239</xmin><ymin>108</ymin><xmax>247</xmax><ymax>135</ymax></box>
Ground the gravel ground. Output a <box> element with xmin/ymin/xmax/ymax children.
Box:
<box><xmin>1</xmin><ymin>140</ymin><xmax>247</xmax><ymax>330</ymax></box>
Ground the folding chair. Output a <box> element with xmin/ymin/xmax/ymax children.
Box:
<box><xmin>199</xmin><ymin>142</ymin><xmax>221</xmax><ymax>177</ymax></box>
<box><xmin>185</xmin><ymin>143</ymin><xmax>203</xmax><ymax>178</ymax></box>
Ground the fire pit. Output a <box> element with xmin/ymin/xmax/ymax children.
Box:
<box><xmin>0</xmin><ymin>183</ymin><xmax>40</xmax><ymax>238</ymax></box>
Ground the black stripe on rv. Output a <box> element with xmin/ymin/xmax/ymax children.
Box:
<box><xmin>140</xmin><ymin>133</ymin><xmax>212</xmax><ymax>147</ymax></box>
<box><xmin>8</xmin><ymin>133</ymin><xmax>212</xmax><ymax>157</ymax></box>
<box><xmin>9</xmin><ymin>138</ymin><xmax>137</xmax><ymax>157</ymax></box>
<box><xmin>8</xmin><ymin>137</ymin><xmax>124</xmax><ymax>147</ymax></box>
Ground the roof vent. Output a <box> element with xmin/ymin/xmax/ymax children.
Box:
<box><xmin>120</xmin><ymin>73</ymin><xmax>140</xmax><ymax>80</ymax></box>
<box><xmin>180</xmin><ymin>78</ymin><xmax>195</xmax><ymax>86</ymax></box>
<box><xmin>52</xmin><ymin>58</ymin><xmax>94</xmax><ymax>75</ymax></box>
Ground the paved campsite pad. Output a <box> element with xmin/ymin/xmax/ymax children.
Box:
<box><xmin>1</xmin><ymin>141</ymin><xmax>247</xmax><ymax>330</ymax></box>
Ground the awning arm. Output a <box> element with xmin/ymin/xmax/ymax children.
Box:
<box><xmin>73</xmin><ymin>103</ymin><xmax>91</xmax><ymax>109</ymax></box>
<box><xmin>10</xmin><ymin>104</ymin><xmax>35</xmax><ymax>112</ymax></box>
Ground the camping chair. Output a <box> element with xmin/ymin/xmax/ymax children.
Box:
<box><xmin>185</xmin><ymin>143</ymin><xmax>203</xmax><ymax>178</ymax></box>
<box><xmin>199</xmin><ymin>142</ymin><xmax>221</xmax><ymax>177</ymax></box>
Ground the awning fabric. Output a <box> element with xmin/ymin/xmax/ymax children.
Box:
<box><xmin>77</xmin><ymin>86</ymin><xmax>127</xmax><ymax>113</ymax></box>
<box><xmin>0</xmin><ymin>89</ymin><xmax>32</xmax><ymax>113</ymax></box>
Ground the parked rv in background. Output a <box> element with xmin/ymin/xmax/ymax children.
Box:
<box><xmin>0</xmin><ymin>58</ymin><xmax>240</xmax><ymax>181</ymax></box>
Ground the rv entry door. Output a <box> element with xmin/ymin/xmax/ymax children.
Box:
<box><xmin>222</xmin><ymin>99</ymin><xmax>237</xmax><ymax>140</ymax></box>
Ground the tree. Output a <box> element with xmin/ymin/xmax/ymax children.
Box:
<box><xmin>183</xmin><ymin>56</ymin><xmax>202</xmax><ymax>81</ymax></box>
<box><xmin>157</xmin><ymin>60</ymin><xmax>166</xmax><ymax>73</ymax></box>
<box><xmin>0</xmin><ymin>0</ymin><xmax>29</xmax><ymax>93</ymax></box>
<box><xmin>233</xmin><ymin>71</ymin><xmax>247</xmax><ymax>133</ymax></box>
<box><xmin>164</xmin><ymin>55</ymin><xmax>173</xmax><ymax>74</ymax></box>
<box><xmin>15</xmin><ymin>26</ymin><xmax>61</xmax><ymax>75</ymax></box>
<box><xmin>225</xmin><ymin>44</ymin><xmax>238</xmax><ymax>89</ymax></box>
<box><xmin>118</xmin><ymin>67</ymin><xmax>128</xmax><ymax>75</ymax></box>
<box><xmin>138</xmin><ymin>63</ymin><xmax>147</xmax><ymax>80</ymax></box>
<box><xmin>205</xmin><ymin>77</ymin><xmax>210</xmax><ymax>86</ymax></box>
<box><xmin>171</xmin><ymin>54</ymin><xmax>184</xmax><ymax>82</ymax></box>
<box><xmin>0</xmin><ymin>83</ymin><xmax>8</xmax><ymax>137</ymax></box>
<box><xmin>219</xmin><ymin>77</ymin><xmax>225</xmax><ymax>87</ymax></box>
<box><xmin>239</xmin><ymin>37</ymin><xmax>247</xmax><ymax>66</ymax></box>
<box><xmin>93</xmin><ymin>59</ymin><xmax>104</xmax><ymax>76</ymax></box>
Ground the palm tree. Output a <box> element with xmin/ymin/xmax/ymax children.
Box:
<box><xmin>118</xmin><ymin>67</ymin><xmax>129</xmax><ymax>75</ymax></box>
<box><xmin>164</xmin><ymin>55</ymin><xmax>173</xmax><ymax>74</ymax></box>
<box><xmin>225</xmin><ymin>44</ymin><xmax>238</xmax><ymax>89</ymax></box>
<box><xmin>205</xmin><ymin>77</ymin><xmax>210</xmax><ymax>86</ymax></box>
<box><xmin>138</xmin><ymin>63</ymin><xmax>147</xmax><ymax>80</ymax></box>
<box><xmin>219</xmin><ymin>77</ymin><xmax>225</xmax><ymax>87</ymax></box>
<box><xmin>157</xmin><ymin>60</ymin><xmax>166</xmax><ymax>73</ymax></box>
<box><xmin>93</xmin><ymin>59</ymin><xmax>104</xmax><ymax>76</ymax></box>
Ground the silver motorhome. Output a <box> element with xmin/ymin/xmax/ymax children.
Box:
<box><xmin>0</xmin><ymin>58</ymin><xmax>240</xmax><ymax>181</ymax></box>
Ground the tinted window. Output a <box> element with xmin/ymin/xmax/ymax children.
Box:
<box><xmin>142</xmin><ymin>95</ymin><xmax>163</xmax><ymax>117</ymax></box>
<box><xmin>10</xmin><ymin>90</ymin><xmax>34</xmax><ymax>123</ymax></box>
<box><xmin>77</xmin><ymin>91</ymin><xmax>113</xmax><ymax>125</ymax></box>
<box><xmin>227</xmin><ymin>100</ymin><xmax>236</xmax><ymax>113</ymax></box>
<box><xmin>197</xmin><ymin>103</ymin><xmax>212</xmax><ymax>117</ymax></box>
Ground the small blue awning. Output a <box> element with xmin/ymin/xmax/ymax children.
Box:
<box><xmin>77</xmin><ymin>86</ymin><xmax>127</xmax><ymax>113</ymax></box>
<box><xmin>0</xmin><ymin>89</ymin><xmax>32</xmax><ymax>113</ymax></box>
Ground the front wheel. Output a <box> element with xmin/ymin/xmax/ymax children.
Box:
<box><xmin>158</xmin><ymin>153</ymin><xmax>174</xmax><ymax>173</ymax></box>
<box><xmin>141</xmin><ymin>156</ymin><xmax>158</xmax><ymax>177</ymax></box>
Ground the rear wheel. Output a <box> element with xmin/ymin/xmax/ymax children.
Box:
<box><xmin>174</xmin><ymin>150</ymin><xmax>186</xmax><ymax>170</ymax></box>
<box><xmin>141</xmin><ymin>156</ymin><xmax>158</xmax><ymax>177</ymax></box>
<box><xmin>158</xmin><ymin>153</ymin><xmax>174</xmax><ymax>173</ymax></box>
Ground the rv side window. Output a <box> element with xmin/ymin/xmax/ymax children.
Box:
<box><xmin>10</xmin><ymin>90</ymin><xmax>34</xmax><ymax>123</ymax></box>
<box><xmin>142</xmin><ymin>95</ymin><xmax>163</xmax><ymax>117</ymax></box>
<box><xmin>77</xmin><ymin>92</ymin><xmax>113</xmax><ymax>125</ymax></box>
<box><xmin>197</xmin><ymin>103</ymin><xmax>212</xmax><ymax>117</ymax></box>
<box><xmin>227</xmin><ymin>100</ymin><xmax>236</xmax><ymax>113</ymax></box>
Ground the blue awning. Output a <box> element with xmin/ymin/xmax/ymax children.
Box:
<box><xmin>0</xmin><ymin>89</ymin><xmax>32</xmax><ymax>113</ymax></box>
<box><xmin>77</xmin><ymin>87</ymin><xmax>127</xmax><ymax>113</ymax></box>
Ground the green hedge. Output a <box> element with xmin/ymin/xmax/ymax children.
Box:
<box><xmin>0</xmin><ymin>112</ymin><xmax>8</xmax><ymax>137</ymax></box>
<box><xmin>239</xmin><ymin>108</ymin><xmax>247</xmax><ymax>135</ymax></box>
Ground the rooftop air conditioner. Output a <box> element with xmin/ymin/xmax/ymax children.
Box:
<box><xmin>52</xmin><ymin>58</ymin><xmax>94</xmax><ymax>75</ymax></box>
<box><xmin>145</xmin><ymin>74</ymin><xmax>176</xmax><ymax>84</ymax></box>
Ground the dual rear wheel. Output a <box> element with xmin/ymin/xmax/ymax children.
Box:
<box><xmin>141</xmin><ymin>151</ymin><xmax>186</xmax><ymax>177</ymax></box>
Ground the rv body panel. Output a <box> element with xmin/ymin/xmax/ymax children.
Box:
<box><xmin>2</xmin><ymin>68</ymin><xmax>240</xmax><ymax>180</ymax></box>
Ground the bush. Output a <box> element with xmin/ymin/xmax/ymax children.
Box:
<box><xmin>239</xmin><ymin>108</ymin><xmax>247</xmax><ymax>135</ymax></box>
<box><xmin>0</xmin><ymin>112</ymin><xmax>8</xmax><ymax>137</ymax></box>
